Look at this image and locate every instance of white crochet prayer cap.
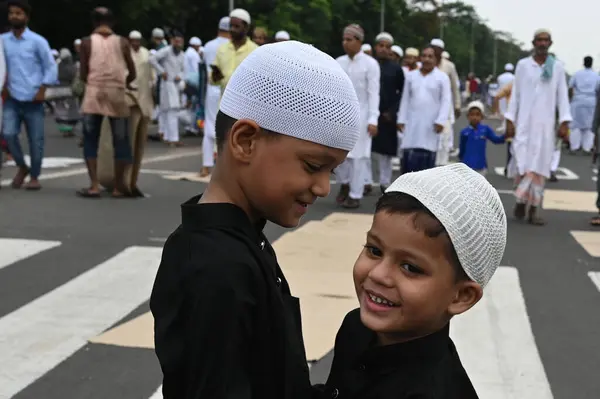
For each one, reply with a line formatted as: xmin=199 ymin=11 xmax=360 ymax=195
xmin=152 ymin=28 xmax=164 ymax=38
xmin=467 ymin=100 xmax=485 ymax=114
xmin=74 ymin=38 xmax=81 ymax=45
xmin=391 ymin=45 xmax=403 ymax=57
xmin=442 ymin=51 xmax=450 ymax=59
xmin=430 ymin=38 xmax=445 ymax=49
xmin=386 ymin=163 xmax=507 ymax=287
xmin=275 ymin=30 xmax=290 ymax=40
xmin=405 ymin=47 xmax=419 ymax=57
xmin=375 ymin=32 xmax=394 ymax=44
xmin=534 ymin=28 xmax=551 ymax=38
xmin=361 ymin=43 xmax=372 ymax=52
xmin=230 ymin=8 xmax=251 ymax=24
xmin=189 ymin=37 xmax=202 ymax=46
xmin=505 ymin=63 xmax=514 ymax=71
xmin=219 ymin=41 xmax=361 ymax=152
xmin=219 ymin=16 xmax=231 ymax=31
xmin=129 ymin=30 xmax=142 ymax=40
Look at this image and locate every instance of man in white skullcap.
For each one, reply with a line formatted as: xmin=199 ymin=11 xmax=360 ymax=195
xmin=361 ymin=43 xmax=372 ymax=56
xmin=149 ymin=31 xmax=185 ymax=146
xmin=496 ymin=63 xmax=515 ymax=120
xmin=151 ymin=28 xmax=166 ymax=49
xmin=150 ymin=27 xmax=168 ymax=139
xmin=274 ymin=30 xmax=290 ymax=42
xmin=211 ymin=8 xmax=258 ymax=93
xmin=568 ymin=56 xmax=600 ymax=155
xmin=403 ymin=47 xmax=419 ymax=73
xmin=390 ymin=45 xmax=403 ymax=63
xmin=335 ymin=24 xmax=381 ymax=208
xmin=505 ymin=28 xmax=571 ymax=225
xmin=151 ymin=40 xmax=360 ymax=399
xmin=73 ymin=38 xmax=81 ymax=57
xmin=324 ymin=162 xmax=506 ymax=397
xmin=372 ymin=32 xmax=405 ymax=193
xmin=430 ymin=38 xmax=461 ymax=166
xmin=200 ymin=16 xmax=231 ymax=177
xmin=182 ymin=36 xmax=202 ymax=135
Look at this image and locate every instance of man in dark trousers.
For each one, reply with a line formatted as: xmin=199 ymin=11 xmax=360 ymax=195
xmin=371 ymin=32 xmax=404 ymax=193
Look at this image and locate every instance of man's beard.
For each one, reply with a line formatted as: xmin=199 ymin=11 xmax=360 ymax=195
xmin=230 ymin=32 xmax=244 ymax=41
xmin=9 ymin=20 xmax=26 ymax=29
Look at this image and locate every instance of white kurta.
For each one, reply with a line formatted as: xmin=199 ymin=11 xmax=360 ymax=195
xmin=336 ymin=52 xmax=380 ymax=159
xmin=149 ymin=46 xmax=185 ymax=110
xmin=497 ymin=71 xmax=515 ymax=115
xmin=505 ymin=56 xmax=572 ymax=178
xmin=184 ymin=46 xmax=201 ymax=76
xmin=398 ymin=68 xmax=451 ymax=152
xmin=569 ymin=68 xmax=600 ymax=130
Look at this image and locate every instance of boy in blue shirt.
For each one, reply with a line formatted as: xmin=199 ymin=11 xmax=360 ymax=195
xmin=459 ymin=100 xmax=505 ymax=174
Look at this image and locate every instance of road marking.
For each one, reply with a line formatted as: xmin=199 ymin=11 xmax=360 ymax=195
xmin=494 ymin=166 xmax=579 ymax=180
xmin=0 ymin=238 xmax=62 ymax=271
xmin=0 ymin=149 xmax=202 ymax=187
xmin=543 ymin=190 xmax=597 ymax=213
xmin=4 ymin=156 xmax=83 ymax=169
xmin=588 ymin=272 xmax=600 ymax=291
xmin=571 ymin=231 xmax=600 ymax=257
xmin=451 ymin=267 xmax=553 ymax=399
xmin=0 ymin=246 xmax=162 ymax=398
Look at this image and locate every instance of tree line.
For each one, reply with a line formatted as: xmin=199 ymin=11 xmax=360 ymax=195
xmin=15 ymin=0 xmax=531 ymax=78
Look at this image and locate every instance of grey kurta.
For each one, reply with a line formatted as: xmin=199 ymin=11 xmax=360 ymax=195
xmin=149 ymin=46 xmax=185 ymax=110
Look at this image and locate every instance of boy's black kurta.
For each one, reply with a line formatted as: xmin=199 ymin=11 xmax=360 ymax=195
xmin=150 ymin=195 xmax=313 ymax=399
xmin=320 ymin=309 xmax=479 ymax=399
xmin=372 ymin=59 xmax=405 ymax=156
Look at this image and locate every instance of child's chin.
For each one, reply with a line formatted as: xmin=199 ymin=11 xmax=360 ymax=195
xmin=359 ymin=306 xmax=397 ymax=333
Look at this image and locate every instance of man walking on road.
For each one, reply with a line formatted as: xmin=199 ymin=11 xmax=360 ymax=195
xmin=505 ymin=29 xmax=571 ymax=225
xmin=77 ymin=7 xmax=136 ymax=198
xmin=568 ymin=56 xmax=600 ymax=154
xmin=2 ymin=0 xmax=56 ymax=190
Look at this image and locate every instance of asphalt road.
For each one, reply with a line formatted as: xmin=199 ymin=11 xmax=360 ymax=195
xmin=0 ymin=115 xmax=599 ymax=399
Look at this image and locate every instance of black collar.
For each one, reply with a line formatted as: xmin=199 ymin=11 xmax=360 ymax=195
xmin=180 ymin=194 xmax=267 ymax=241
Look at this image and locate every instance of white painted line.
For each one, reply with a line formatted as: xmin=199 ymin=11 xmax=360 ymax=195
xmin=451 ymin=267 xmax=553 ymax=399
xmin=148 ymin=237 xmax=168 ymax=243
xmin=0 ymin=238 xmax=62 ymax=271
xmin=140 ymin=169 xmax=187 ymax=176
xmin=588 ymin=272 xmax=600 ymax=292
xmin=555 ymin=167 xmax=579 ymax=180
xmin=0 ymin=149 xmax=202 ymax=187
xmin=0 ymin=246 xmax=163 ymax=398
xmin=4 ymin=156 xmax=83 ymax=169
xmin=496 ymin=189 xmax=513 ymax=195
xmin=149 ymin=385 xmax=162 ymax=399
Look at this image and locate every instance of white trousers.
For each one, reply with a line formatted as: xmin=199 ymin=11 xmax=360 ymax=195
xmin=203 ymin=85 xmax=221 ymax=167
xmin=551 ymin=149 xmax=561 ymax=172
xmin=158 ymin=110 xmax=166 ymax=134
xmin=163 ymin=109 xmax=179 ymax=142
xmin=436 ymin=121 xmax=454 ymax=166
xmin=364 ymin=157 xmax=373 ymax=185
xmin=374 ymin=153 xmax=393 ymax=186
xmin=337 ymin=158 xmax=368 ymax=200
xmin=569 ymin=128 xmax=594 ymax=152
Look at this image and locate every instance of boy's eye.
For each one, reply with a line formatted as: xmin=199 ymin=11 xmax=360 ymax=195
xmin=400 ymin=263 xmax=424 ymax=275
xmin=364 ymin=245 xmax=382 ymax=257
xmin=304 ymin=161 xmax=321 ymax=173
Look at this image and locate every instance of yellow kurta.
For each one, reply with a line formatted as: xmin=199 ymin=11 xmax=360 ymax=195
xmin=210 ymin=38 xmax=258 ymax=92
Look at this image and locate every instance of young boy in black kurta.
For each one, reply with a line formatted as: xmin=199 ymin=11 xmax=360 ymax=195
xmin=322 ymin=163 xmax=507 ymax=399
xmin=150 ymin=40 xmax=362 ymax=399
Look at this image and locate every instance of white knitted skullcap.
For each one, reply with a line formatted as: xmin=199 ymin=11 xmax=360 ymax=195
xmin=375 ymin=32 xmax=394 ymax=44
xmin=405 ymin=47 xmax=419 ymax=57
xmin=505 ymin=63 xmax=514 ymax=71
xmin=275 ymin=30 xmax=290 ymax=40
xmin=430 ymin=38 xmax=445 ymax=49
xmin=391 ymin=45 xmax=403 ymax=57
xmin=219 ymin=16 xmax=231 ymax=31
xmin=467 ymin=100 xmax=485 ymax=114
xmin=386 ymin=163 xmax=507 ymax=287
xmin=230 ymin=8 xmax=251 ymax=24
xmin=534 ymin=28 xmax=551 ymax=38
xmin=74 ymin=38 xmax=81 ymax=45
xmin=442 ymin=51 xmax=450 ymax=59
xmin=361 ymin=43 xmax=372 ymax=52
xmin=152 ymin=28 xmax=164 ymax=38
xmin=189 ymin=37 xmax=202 ymax=46
xmin=219 ymin=41 xmax=360 ymax=151
xmin=129 ymin=30 xmax=142 ymax=40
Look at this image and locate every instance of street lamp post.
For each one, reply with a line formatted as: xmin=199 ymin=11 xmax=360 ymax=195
xmin=229 ymin=0 xmax=234 ymax=12
xmin=439 ymin=0 xmax=445 ymax=39
xmin=469 ymin=20 xmax=475 ymax=73
xmin=380 ymin=0 xmax=385 ymax=32
xmin=492 ymin=33 xmax=498 ymax=77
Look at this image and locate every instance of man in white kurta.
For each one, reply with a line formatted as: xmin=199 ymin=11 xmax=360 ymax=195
xmin=505 ymin=29 xmax=571 ymax=225
xmin=335 ymin=24 xmax=380 ymax=209
xmin=496 ymin=63 xmax=515 ymax=121
xmin=183 ymin=37 xmax=202 ymax=135
xmin=430 ymin=38 xmax=461 ymax=165
xmin=568 ymin=56 xmax=600 ymax=153
xmin=150 ymin=33 xmax=185 ymax=146
xmin=200 ymin=16 xmax=230 ymax=177
xmin=397 ymin=46 xmax=450 ymax=173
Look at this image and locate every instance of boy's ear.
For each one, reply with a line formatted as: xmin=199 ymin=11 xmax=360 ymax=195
xmin=228 ymin=119 xmax=261 ymax=162
xmin=447 ymin=280 xmax=483 ymax=317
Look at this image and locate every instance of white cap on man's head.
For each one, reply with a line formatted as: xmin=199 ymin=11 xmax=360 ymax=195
xmin=430 ymin=38 xmax=445 ymax=49
xmin=405 ymin=47 xmax=419 ymax=57
xmin=219 ymin=16 xmax=231 ymax=31
xmin=361 ymin=43 xmax=372 ymax=52
xmin=467 ymin=100 xmax=485 ymax=114
xmin=375 ymin=32 xmax=394 ymax=44
xmin=505 ymin=63 xmax=514 ymax=71
xmin=74 ymin=38 xmax=81 ymax=45
xmin=275 ymin=30 xmax=290 ymax=41
xmin=230 ymin=8 xmax=251 ymax=24
xmin=189 ymin=37 xmax=202 ymax=46
xmin=386 ymin=163 xmax=507 ymax=287
xmin=129 ymin=30 xmax=142 ymax=40
xmin=391 ymin=45 xmax=403 ymax=57
xmin=219 ymin=41 xmax=361 ymax=152
xmin=152 ymin=28 xmax=164 ymax=38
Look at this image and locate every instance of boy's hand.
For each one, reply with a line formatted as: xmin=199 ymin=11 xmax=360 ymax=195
xmin=434 ymin=124 xmax=444 ymax=133
xmin=397 ymin=123 xmax=405 ymax=132
xmin=506 ymin=120 xmax=515 ymax=137
xmin=558 ymin=122 xmax=569 ymax=139
xmin=368 ymin=124 xmax=378 ymax=137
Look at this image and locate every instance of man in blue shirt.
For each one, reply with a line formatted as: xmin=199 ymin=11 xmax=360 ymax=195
xmin=2 ymin=0 xmax=57 ymax=190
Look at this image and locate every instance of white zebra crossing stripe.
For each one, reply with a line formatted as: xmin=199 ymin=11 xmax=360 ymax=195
xmin=0 ymin=246 xmax=162 ymax=398
xmin=0 ymin=238 xmax=61 ymax=271
xmin=451 ymin=267 xmax=553 ymax=399
xmin=588 ymin=272 xmax=600 ymax=292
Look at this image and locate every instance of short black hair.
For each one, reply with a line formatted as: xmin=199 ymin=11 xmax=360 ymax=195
xmin=375 ymin=192 xmax=469 ymax=282
xmin=91 ymin=7 xmax=114 ymax=27
xmin=214 ymin=111 xmax=280 ymax=153
xmin=584 ymin=56 xmax=593 ymax=68
xmin=7 ymin=0 xmax=31 ymax=15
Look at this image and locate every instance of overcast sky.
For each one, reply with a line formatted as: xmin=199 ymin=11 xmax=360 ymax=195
xmin=463 ymin=0 xmax=597 ymax=73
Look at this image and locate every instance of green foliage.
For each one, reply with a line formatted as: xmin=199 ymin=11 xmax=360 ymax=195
xmin=23 ymin=0 xmax=528 ymax=78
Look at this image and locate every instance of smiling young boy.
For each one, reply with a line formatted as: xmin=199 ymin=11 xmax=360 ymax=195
xmin=150 ymin=41 xmax=361 ymax=398
xmin=322 ymin=163 xmax=507 ymax=399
